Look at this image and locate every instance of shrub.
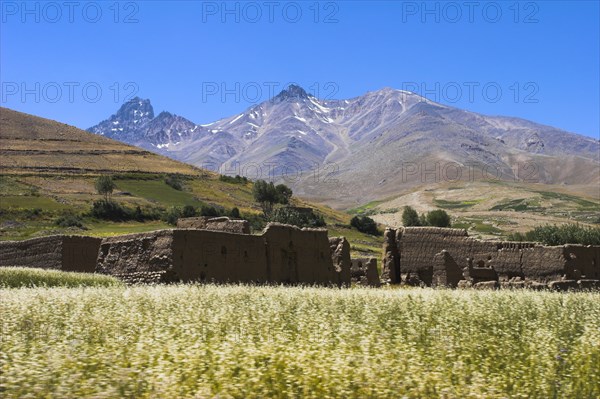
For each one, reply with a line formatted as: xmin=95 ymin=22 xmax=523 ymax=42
xmin=54 ymin=213 xmax=85 ymax=228
xmin=90 ymin=200 xmax=130 ymax=221
xmin=402 ymin=206 xmax=421 ymax=226
xmin=200 ymin=205 xmax=222 ymax=217
xmin=270 ymin=207 xmax=326 ymax=228
xmin=350 ymin=215 xmax=380 ymax=235
xmin=219 ymin=175 xmax=248 ymax=184
xmin=511 ymin=224 xmax=600 ymax=245
xmin=165 ymin=207 xmax=182 ymax=226
xmin=182 ymin=205 xmax=198 ymax=218
xmin=229 ymin=207 xmax=241 ymax=218
xmin=426 ymin=209 xmax=451 ymax=227
xmin=165 ymin=174 xmax=184 ymax=191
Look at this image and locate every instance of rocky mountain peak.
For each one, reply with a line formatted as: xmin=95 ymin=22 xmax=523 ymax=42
xmin=273 ymin=84 xmax=310 ymax=102
xmin=115 ymin=97 xmax=154 ymax=122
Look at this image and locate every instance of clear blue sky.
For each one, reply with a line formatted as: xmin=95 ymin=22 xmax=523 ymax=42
xmin=1 ymin=1 xmax=598 ymax=138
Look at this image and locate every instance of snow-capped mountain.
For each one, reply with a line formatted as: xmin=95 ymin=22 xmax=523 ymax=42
xmin=88 ymin=98 xmax=204 ymax=151
xmin=89 ymin=86 xmax=599 ymax=206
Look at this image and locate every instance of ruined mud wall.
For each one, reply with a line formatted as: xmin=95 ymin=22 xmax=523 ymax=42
xmin=384 ymin=227 xmax=600 ymax=287
xmin=0 ymin=235 xmax=101 ymax=273
xmin=96 ymin=230 xmax=176 ymax=282
xmin=97 ymin=224 xmax=349 ymax=286
xmin=350 ymin=258 xmax=380 ymax=287
xmin=177 ymin=217 xmax=250 ymax=234
xmin=172 ymin=229 xmax=268 ymax=283
xmin=263 ymin=223 xmax=343 ymax=285
xmin=330 ymin=237 xmax=352 ymax=287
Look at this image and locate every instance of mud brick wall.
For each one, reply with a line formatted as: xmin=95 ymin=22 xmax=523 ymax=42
xmin=97 ymin=223 xmax=348 ymax=286
xmin=351 ymin=258 xmax=380 ymax=287
xmin=489 ymin=242 xmax=536 ymax=280
xmin=0 ymin=235 xmax=101 ymax=273
xmin=564 ymin=244 xmax=600 ymax=280
xmin=177 ymin=217 xmax=250 ymax=234
xmin=330 ymin=237 xmax=352 ymax=287
xmin=262 ymin=223 xmax=339 ymax=285
xmin=384 ymin=226 xmax=600 ymax=286
xmin=172 ymin=229 xmax=268 ymax=283
xmin=96 ymin=230 xmax=176 ymax=279
xmin=397 ymin=227 xmax=498 ymax=285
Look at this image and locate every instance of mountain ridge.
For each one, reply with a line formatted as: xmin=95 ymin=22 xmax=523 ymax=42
xmin=88 ymin=86 xmax=600 ymax=207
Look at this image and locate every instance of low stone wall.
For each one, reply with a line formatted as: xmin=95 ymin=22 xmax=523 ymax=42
xmin=177 ymin=216 xmax=250 ymax=234
xmin=0 ymin=235 xmax=101 ymax=273
xmin=384 ymin=226 xmax=600 ymax=288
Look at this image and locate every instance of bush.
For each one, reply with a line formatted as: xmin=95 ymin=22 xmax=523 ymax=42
xmin=350 ymin=215 xmax=380 ymax=235
xmin=402 ymin=206 xmax=421 ymax=226
xmin=229 ymin=207 xmax=241 ymax=218
xmin=270 ymin=207 xmax=326 ymax=228
xmin=200 ymin=205 xmax=223 ymax=217
xmin=90 ymin=200 xmax=162 ymax=222
xmin=165 ymin=174 xmax=184 ymax=191
xmin=165 ymin=207 xmax=182 ymax=226
xmin=510 ymin=224 xmax=600 ymax=245
xmin=426 ymin=209 xmax=451 ymax=227
xmin=182 ymin=205 xmax=198 ymax=218
xmin=219 ymin=175 xmax=248 ymax=184
xmin=90 ymin=200 xmax=130 ymax=221
xmin=54 ymin=213 xmax=85 ymax=228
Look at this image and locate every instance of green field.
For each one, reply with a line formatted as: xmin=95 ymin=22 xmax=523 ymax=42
xmin=1 ymin=285 xmax=598 ymax=398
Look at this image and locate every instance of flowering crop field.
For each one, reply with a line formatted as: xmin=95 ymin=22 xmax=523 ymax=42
xmin=1 ymin=285 xmax=599 ymax=398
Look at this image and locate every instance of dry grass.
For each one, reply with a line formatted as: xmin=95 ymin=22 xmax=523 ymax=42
xmin=1 ymin=285 xmax=598 ymax=398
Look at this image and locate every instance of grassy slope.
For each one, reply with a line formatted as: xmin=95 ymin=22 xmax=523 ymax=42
xmin=0 ymin=108 xmax=381 ymax=254
xmin=1 ymin=285 xmax=598 ymax=398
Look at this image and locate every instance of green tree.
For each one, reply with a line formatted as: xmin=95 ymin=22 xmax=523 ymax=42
xmin=350 ymin=215 xmax=380 ymax=236
xmin=402 ymin=206 xmax=421 ymax=226
xmin=426 ymin=209 xmax=451 ymax=227
xmin=253 ymin=180 xmax=293 ymax=216
xmin=95 ymin=175 xmax=116 ymax=202
xmin=275 ymin=184 xmax=293 ymax=204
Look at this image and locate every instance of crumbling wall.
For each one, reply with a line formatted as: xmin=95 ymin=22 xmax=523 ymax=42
xmin=97 ymin=224 xmax=346 ymax=286
xmin=381 ymin=228 xmax=400 ymax=284
xmin=262 ymin=223 xmax=339 ymax=285
xmin=385 ymin=226 xmax=600 ymax=288
xmin=173 ymin=229 xmax=268 ymax=283
xmin=96 ymin=230 xmax=177 ymax=281
xmin=0 ymin=235 xmax=101 ymax=273
xmin=563 ymin=244 xmax=600 ymax=280
xmin=329 ymin=237 xmax=352 ymax=287
xmin=351 ymin=258 xmax=380 ymax=287
xmin=432 ymin=250 xmax=462 ymax=287
xmin=177 ymin=216 xmax=250 ymax=234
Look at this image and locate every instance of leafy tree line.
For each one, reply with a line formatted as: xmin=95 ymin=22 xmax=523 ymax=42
xmin=508 ymin=224 xmax=600 ymax=246
xmin=402 ymin=206 xmax=451 ymax=228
